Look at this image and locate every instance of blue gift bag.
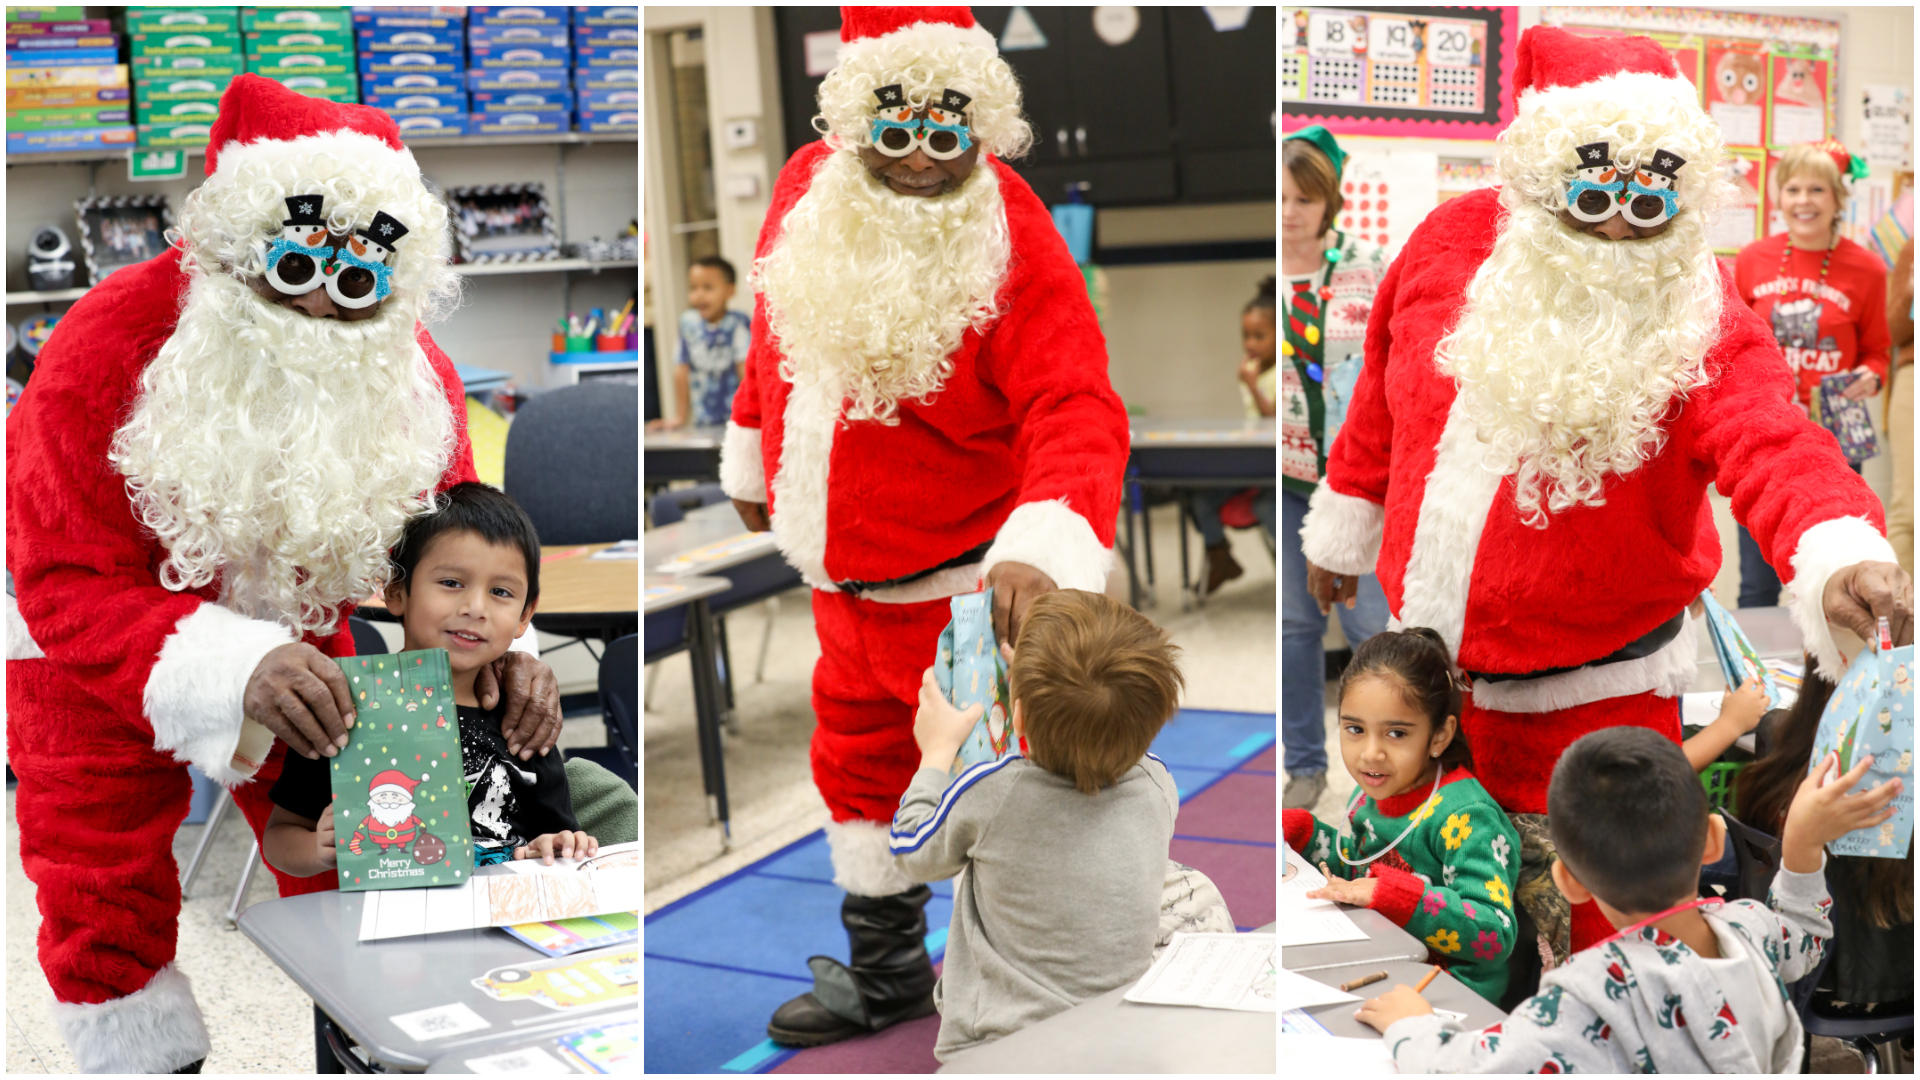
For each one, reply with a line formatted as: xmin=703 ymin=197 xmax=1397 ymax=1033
xmin=1809 ymin=639 xmax=1915 ymax=858
xmin=933 ymin=589 xmax=1014 ymax=777
xmin=1699 ymin=591 xmax=1789 ymax=710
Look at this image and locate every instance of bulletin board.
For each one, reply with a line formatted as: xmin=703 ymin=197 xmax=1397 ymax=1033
xmin=1282 ymin=7 xmax=1519 ymax=139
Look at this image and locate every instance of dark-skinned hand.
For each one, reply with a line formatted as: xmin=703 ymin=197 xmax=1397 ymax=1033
xmin=474 ymin=650 xmax=562 ymax=760
xmin=245 ymin=642 xmax=355 ymax=760
xmin=1305 ymin=556 xmax=1360 ymax=617
xmin=985 ymin=561 xmax=1057 ymax=647
xmin=1823 ymin=560 xmax=1914 ymax=650
xmin=732 ymin=498 xmax=770 ymax=533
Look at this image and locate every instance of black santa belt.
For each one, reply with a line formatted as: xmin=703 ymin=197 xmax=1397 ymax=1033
xmin=835 ymin=540 xmax=993 ymax=597
xmin=1465 ymin=610 xmax=1687 ymax=685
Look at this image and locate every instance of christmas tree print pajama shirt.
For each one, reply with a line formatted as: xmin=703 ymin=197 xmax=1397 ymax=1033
xmin=1282 ymin=767 xmax=1521 ymax=1003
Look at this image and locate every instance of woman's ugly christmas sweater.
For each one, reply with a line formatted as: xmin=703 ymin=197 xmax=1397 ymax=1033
xmin=1283 ymin=767 xmax=1520 ymax=1003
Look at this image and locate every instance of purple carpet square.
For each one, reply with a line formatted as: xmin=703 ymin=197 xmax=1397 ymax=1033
xmin=1172 ymin=836 xmax=1276 ymax=928
xmin=1175 ymin=772 xmax=1275 ymax=844
xmin=769 ymin=1012 xmax=943 ymax=1073
xmin=1242 ymin=745 xmax=1276 ymax=772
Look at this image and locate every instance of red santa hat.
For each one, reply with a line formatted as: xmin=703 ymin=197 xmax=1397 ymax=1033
xmin=369 ymin=769 xmax=422 ymax=798
xmin=836 ymin=6 xmax=997 ymax=64
xmin=1509 ymin=26 xmax=1695 ymax=118
xmin=204 ymin=74 xmax=406 ymax=177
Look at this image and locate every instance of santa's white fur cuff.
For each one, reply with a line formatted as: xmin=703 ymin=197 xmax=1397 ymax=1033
xmin=980 ymin=498 xmax=1112 ymax=595
xmin=52 ymin=963 xmax=211 ymax=1074
xmin=1299 ymin=484 xmax=1386 ymax=576
xmin=1788 ymin=516 xmax=1899 ymax=682
xmin=719 ymin=422 xmax=767 ymax=504
xmin=145 ymin=603 xmax=295 ymax=786
xmin=825 ymin=817 xmax=915 ymax=897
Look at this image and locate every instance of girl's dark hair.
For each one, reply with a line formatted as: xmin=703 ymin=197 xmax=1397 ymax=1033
xmin=1246 ymin=274 xmax=1277 ymax=315
xmin=1337 ymin=627 xmax=1474 ymax=774
xmin=1737 ymin=655 xmax=1913 ymax=929
xmin=388 ymin=482 xmax=541 ymax=613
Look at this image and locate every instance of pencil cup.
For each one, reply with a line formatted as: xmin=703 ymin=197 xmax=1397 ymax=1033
xmin=596 ymin=333 xmax=626 ymax=352
xmin=565 ymin=334 xmax=594 ymax=353
xmin=626 ymin=329 xmax=638 ymax=349
xmin=551 ymin=333 xmax=567 ymax=353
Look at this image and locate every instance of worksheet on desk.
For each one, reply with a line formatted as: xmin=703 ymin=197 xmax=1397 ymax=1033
xmin=1281 ymin=840 xmax=1367 ymax=946
xmin=1125 ymin=932 xmax=1277 ymax=1012
xmin=358 ymin=843 xmax=641 ymax=941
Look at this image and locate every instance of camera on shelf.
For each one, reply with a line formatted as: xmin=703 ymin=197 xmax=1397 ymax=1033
xmin=27 ymin=224 xmax=75 ymax=292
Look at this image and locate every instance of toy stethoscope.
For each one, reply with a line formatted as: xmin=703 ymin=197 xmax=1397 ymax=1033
xmin=1585 ymin=896 xmax=1727 ymax=952
xmin=1336 ymin=761 xmax=1445 ymax=867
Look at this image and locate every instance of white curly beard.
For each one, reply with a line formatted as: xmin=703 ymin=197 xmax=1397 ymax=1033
xmin=108 ymin=269 xmax=455 ymax=634
xmin=753 ymin=149 xmax=1010 ymax=424
xmin=1436 ymin=200 xmax=1722 ymax=528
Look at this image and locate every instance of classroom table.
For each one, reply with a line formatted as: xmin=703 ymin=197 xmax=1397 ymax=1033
xmin=1123 ymin=418 xmax=1277 ymax=610
xmin=1282 ymin=907 xmax=1509 ymax=1039
xmin=236 ymin=873 xmax=637 ymax=1073
xmin=939 ymin=928 xmax=1277 ymax=1073
xmin=645 ymin=574 xmax=732 ymax=839
xmin=358 ymin=543 xmax=638 ymax=644
xmin=423 ymin=1015 xmax=637 ymax=1073
xmin=643 ymin=424 xmax=725 ymax=488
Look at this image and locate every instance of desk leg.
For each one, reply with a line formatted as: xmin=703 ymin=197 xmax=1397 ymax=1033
xmin=1142 ymin=489 xmax=1157 ymax=600
xmin=1123 ymin=480 xmax=1140 ymax=611
xmin=688 ymin=599 xmax=732 ymax=846
xmin=1177 ymin=492 xmax=1192 ymax=612
xmin=314 ymin=1006 xmax=345 ymax=1073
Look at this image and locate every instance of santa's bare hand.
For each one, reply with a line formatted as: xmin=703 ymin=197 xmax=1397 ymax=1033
xmin=516 ymin=831 xmax=599 ymax=865
xmin=986 ymin=561 xmax=1057 ymax=647
xmin=316 ymin=797 xmax=337 ymax=869
xmin=246 ymin=642 xmax=355 ymax=760
xmin=476 ymin=651 xmax=561 ymax=760
xmin=1305 ymin=557 xmax=1359 ymax=616
xmin=1823 ymin=561 xmax=1914 ymax=649
xmin=732 ymin=498 xmax=770 ymax=533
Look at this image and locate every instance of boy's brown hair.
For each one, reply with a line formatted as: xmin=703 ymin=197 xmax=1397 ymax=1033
xmin=1009 ymin=590 xmax=1184 ymax=794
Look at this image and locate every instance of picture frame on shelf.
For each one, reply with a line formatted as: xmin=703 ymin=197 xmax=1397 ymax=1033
xmin=446 ymin=182 xmax=561 ymax=264
xmin=74 ymin=195 xmax=171 ymax=286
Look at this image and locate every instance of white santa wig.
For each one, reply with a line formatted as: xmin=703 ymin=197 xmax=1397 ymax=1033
xmin=812 ymin=21 xmax=1032 ymax=161
xmin=1438 ymin=71 xmax=1736 ymax=527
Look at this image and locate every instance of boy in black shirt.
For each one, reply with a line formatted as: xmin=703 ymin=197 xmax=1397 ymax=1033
xmin=263 ymin=483 xmax=596 ymax=878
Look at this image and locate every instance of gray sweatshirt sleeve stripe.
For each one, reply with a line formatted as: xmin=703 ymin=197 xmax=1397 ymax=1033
xmin=890 ymin=754 xmax=1022 ymax=854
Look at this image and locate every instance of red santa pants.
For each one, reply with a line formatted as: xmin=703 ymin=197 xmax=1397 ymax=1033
xmin=809 ymin=588 xmax=956 ymax=825
xmin=1462 ymin=688 xmax=1684 ymax=954
xmin=9 ymin=659 xmax=334 ymax=1006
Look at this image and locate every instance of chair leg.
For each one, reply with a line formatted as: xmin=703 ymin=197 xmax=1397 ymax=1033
xmin=179 ymin=786 xmax=233 ymax=900
xmin=223 ymin=840 xmax=261 ymax=928
xmin=643 ymin=661 xmax=660 ymax=713
xmin=1177 ymin=495 xmax=1193 ymax=613
xmin=754 ymin=595 xmax=779 ymax=684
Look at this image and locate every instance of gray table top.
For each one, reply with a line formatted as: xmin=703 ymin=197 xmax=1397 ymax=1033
xmin=646 ymin=502 xmax=781 ymax=576
xmin=643 ymin=573 xmax=728 ymax=615
xmin=236 ymin=879 xmax=637 ymax=1071
xmin=1282 ymin=907 xmax=1508 ymax=1038
xmin=939 ymin=930 xmax=1276 ymax=1074
xmin=643 ymin=424 xmax=726 ymax=451
xmin=1129 ymin=416 xmax=1276 ymax=448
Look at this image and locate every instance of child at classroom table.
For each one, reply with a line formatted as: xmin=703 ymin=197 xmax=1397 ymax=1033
xmin=1357 ymin=726 xmax=1901 ymax=1072
xmin=1284 ymin=628 xmax=1520 ymax=1005
xmin=1192 ymin=275 xmax=1279 ymax=594
xmin=647 ymin=255 xmax=751 ymax=431
xmin=263 ymin=483 xmax=599 ymax=876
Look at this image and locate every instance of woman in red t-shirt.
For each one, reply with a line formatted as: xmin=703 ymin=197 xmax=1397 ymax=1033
xmin=1732 ymin=141 xmax=1890 ymax=605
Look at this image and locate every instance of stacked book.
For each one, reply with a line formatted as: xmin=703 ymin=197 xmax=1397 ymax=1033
xmin=246 ymin=7 xmax=357 ymax=106
xmin=571 ymin=6 xmax=634 ymax=133
xmin=130 ymin=7 xmax=240 ymax=149
xmin=467 ymin=5 xmax=568 ymax=136
xmin=7 ymin=9 xmax=133 ymax=155
xmin=355 ymin=5 xmax=465 ymax=138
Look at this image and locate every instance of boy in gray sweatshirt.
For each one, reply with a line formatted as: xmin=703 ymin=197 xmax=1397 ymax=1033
xmin=890 ymin=589 xmax=1185 ymax=1062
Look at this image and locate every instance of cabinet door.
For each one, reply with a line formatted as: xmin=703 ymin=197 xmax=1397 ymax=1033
xmin=1064 ymin=6 xmax=1173 ymax=162
xmin=1168 ymin=6 xmax=1276 ymax=153
xmin=773 ymin=6 xmax=845 ymax=157
xmin=973 ymin=7 xmax=1075 ymax=166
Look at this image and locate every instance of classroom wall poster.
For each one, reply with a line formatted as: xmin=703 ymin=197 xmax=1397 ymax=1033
xmin=1334 ymin=151 xmax=1439 ymax=262
xmin=1712 ymin=147 xmax=1764 ymax=254
xmin=1863 ymin=85 xmax=1914 ymax=171
xmin=1769 ymin=49 xmax=1828 ymax=147
xmin=1704 ymin=38 xmax=1767 ymax=148
xmin=1282 ymin=7 xmax=1518 ymax=139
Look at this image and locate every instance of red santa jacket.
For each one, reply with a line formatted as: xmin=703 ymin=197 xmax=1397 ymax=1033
xmin=6 ymin=247 xmax=478 ymax=786
xmin=1302 ymin=188 xmax=1894 ymax=705
xmin=720 ymin=142 xmax=1128 ymax=598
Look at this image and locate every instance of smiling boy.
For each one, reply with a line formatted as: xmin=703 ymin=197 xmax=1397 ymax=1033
xmin=263 ymin=483 xmax=596 ymax=878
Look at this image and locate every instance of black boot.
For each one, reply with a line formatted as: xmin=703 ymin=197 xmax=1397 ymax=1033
xmin=766 ymin=885 xmax=938 ymax=1047
xmin=172 ymin=1059 xmax=205 ymax=1073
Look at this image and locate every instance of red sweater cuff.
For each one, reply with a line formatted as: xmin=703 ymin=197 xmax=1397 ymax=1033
xmin=1283 ymin=808 xmax=1315 ymax=853
xmin=1368 ymin=863 xmax=1426 ymax=927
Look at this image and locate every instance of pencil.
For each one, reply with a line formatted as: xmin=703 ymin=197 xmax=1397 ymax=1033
xmin=1413 ymin=965 xmax=1443 ymax=993
xmin=1340 ymin=970 xmax=1388 ymax=993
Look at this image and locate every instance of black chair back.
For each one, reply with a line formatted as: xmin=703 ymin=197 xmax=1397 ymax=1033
xmin=649 ymin=482 xmax=729 ymax=528
xmin=504 ymin=383 xmax=640 ymax=545
xmin=599 ymin=633 xmax=638 ymax=759
xmin=347 ymin=616 xmax=390 ymax=656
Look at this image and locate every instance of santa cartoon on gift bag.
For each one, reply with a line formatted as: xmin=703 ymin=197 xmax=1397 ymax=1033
xmin=347 ymin=770 xmax=433 ymax=857
xmin=1300 ymin=26 xmax=1912 ymax=960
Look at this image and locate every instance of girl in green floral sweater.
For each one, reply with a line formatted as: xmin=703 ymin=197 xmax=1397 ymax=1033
xmin=1282 ymin=628 xmax=1521 ymax=1004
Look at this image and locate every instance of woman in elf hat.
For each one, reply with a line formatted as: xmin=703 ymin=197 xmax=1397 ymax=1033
xmin=1732 ymin=140 xmax=1891 ymax=606
xmin=1277 ymin=124 xmax=1392 ymax=813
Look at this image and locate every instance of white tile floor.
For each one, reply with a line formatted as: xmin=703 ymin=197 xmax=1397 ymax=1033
xmin=643 ymin=504 xmax=1280 ymax=913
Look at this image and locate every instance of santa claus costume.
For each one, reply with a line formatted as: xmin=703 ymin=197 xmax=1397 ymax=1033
xmin=1300 ymin=28 xmax=1897 ymax=958
xmin=7 ymin=76 xmax=476 ymax=1072
xmin=719 ymin=6 xmax=1128 ymax=1045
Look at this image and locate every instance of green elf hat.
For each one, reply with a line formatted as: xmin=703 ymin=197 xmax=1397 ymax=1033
xmin=1283 ymin=124 xmax=1347 ymax=179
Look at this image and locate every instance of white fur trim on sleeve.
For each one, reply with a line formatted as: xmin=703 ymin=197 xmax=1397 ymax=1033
xmin=1788 ymin=516 xmax=1900 ymax=683
xmin=825 ymin=816 xmax=916 ymax=897
xmin=145 ymin=603 xmax=296 ymax=787
xmin=1299 ymin=483 xmax=1386 ymax=576
xmin=719 ymin=421 xmax=767 ymax=504
xmin=979 ymin=498 xmax=1113 ymax=595
xmin=1468 ymin=611 xmax=1701 ymax=713
xmin=51 ymin=962 xmax=211 ymax=1074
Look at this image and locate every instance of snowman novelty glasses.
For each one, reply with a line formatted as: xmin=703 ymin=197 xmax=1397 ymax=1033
xmin=262 ymin=194 xmax=409 ymax=309
xmin=869 ymin=84 xmax=974 ymax=160
xmin=1563 ymin=141 xmax=1686 ymax=229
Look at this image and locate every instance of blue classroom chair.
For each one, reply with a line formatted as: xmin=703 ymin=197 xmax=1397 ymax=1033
xmin=568 ymin=633 xmax=638 ymax=790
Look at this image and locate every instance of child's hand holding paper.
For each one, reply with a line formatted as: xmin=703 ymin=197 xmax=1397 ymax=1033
xmin=1306 ymin=862 xmax=1377 ymax=907
xmin=1354 ymin=984 xmax=1435 ymax=1033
